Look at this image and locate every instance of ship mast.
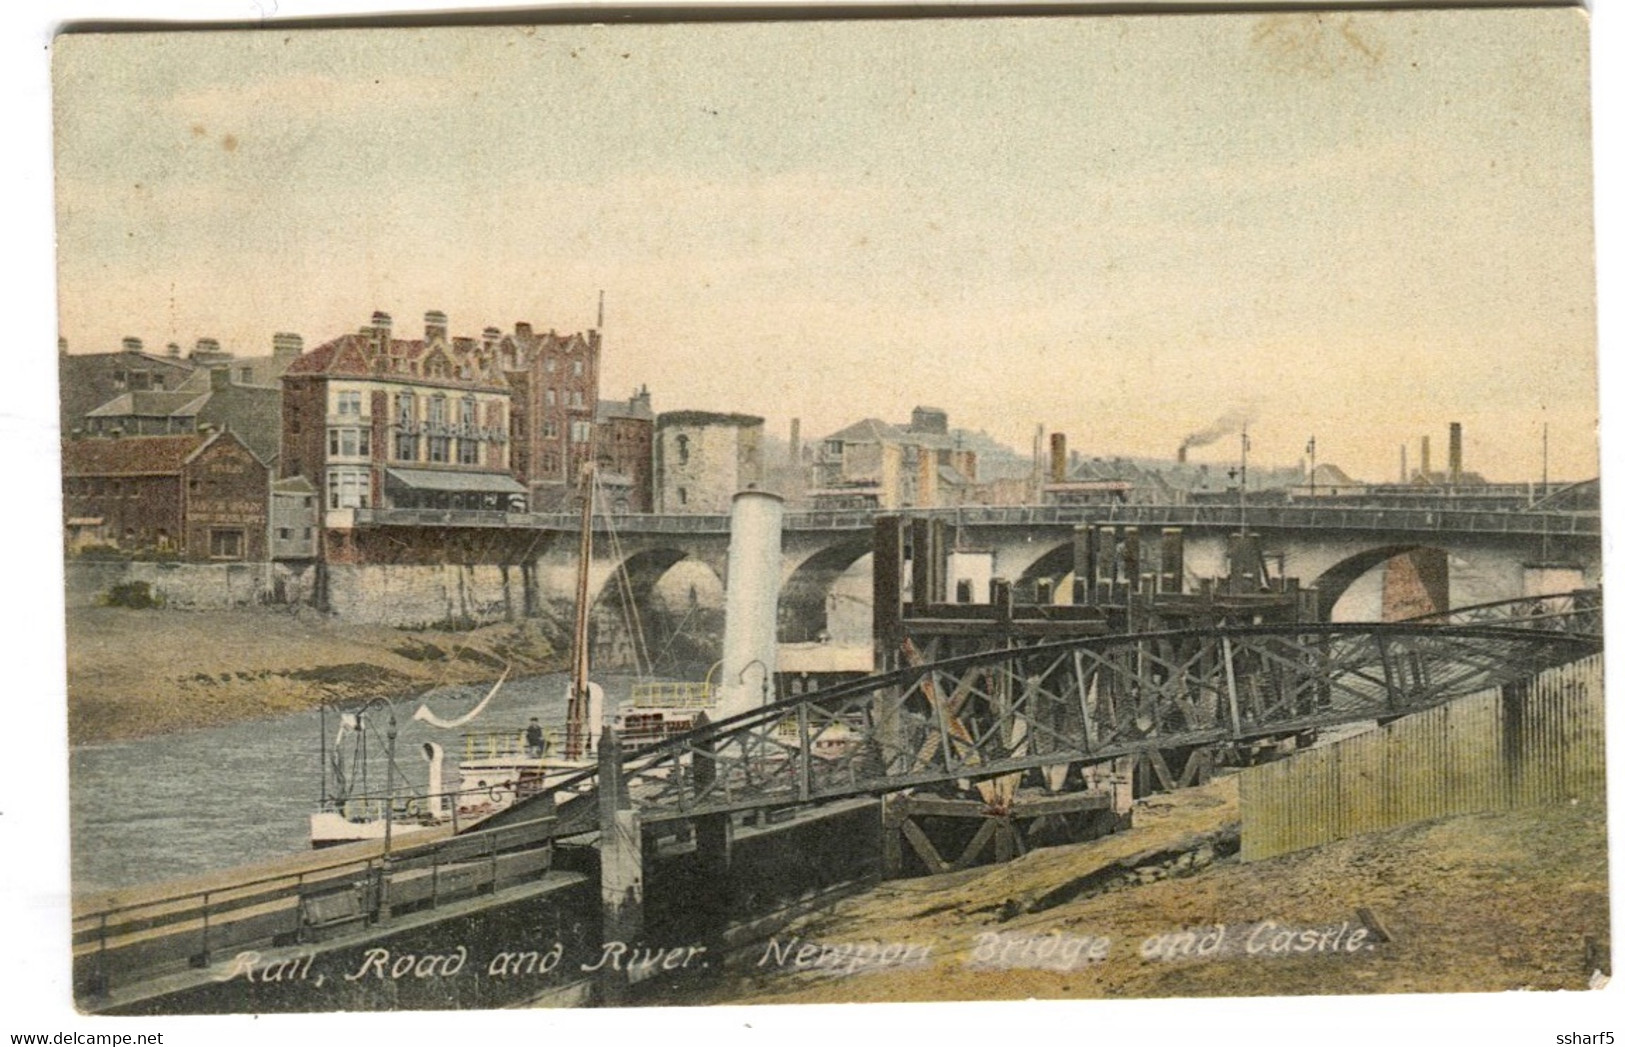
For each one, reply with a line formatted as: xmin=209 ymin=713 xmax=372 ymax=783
xmin=566 ymin=463 xmax=595 ymax=759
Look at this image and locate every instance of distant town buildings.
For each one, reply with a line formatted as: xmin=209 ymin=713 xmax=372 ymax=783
xmin=809 ymin=407 xmax=981 ymax=510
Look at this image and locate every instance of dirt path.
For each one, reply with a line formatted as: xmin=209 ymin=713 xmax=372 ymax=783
xmin=682 ymin=776 xmax=1609 ymax=1005
xmin=64 ymin=606 xmax=565 ymax=745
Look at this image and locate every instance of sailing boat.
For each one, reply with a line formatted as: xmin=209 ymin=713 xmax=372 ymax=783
xmin=308 ymin=469 xmax=605 ymax=847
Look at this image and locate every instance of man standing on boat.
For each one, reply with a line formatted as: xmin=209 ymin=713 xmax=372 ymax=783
xmin=525 ymin=717 xmax=545 ymax=758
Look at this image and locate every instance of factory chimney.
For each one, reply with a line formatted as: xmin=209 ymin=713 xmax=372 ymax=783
xmin=1050 ymin=433 xmax=1068 ymax=484
xmin=1448 ymin=422 xmax=1463 ymax=486
xmin=1420 ymin=435 xmax=1432 ymax=481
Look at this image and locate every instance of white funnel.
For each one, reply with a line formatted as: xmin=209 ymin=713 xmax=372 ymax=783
xmin=716 ymin=489 xmax=784 ymax=720
xmin=422 ymin=741 xmax=447 ymax=820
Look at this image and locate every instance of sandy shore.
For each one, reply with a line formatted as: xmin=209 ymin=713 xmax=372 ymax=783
xmin=63 ymin=605 xmax=567 ymax=746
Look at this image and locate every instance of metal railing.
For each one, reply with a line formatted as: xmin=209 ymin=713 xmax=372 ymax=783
xmin=346 ymin=502 xmax=1600 ymax=538
xmin=72 ymin=813 xmax=558 ymax=997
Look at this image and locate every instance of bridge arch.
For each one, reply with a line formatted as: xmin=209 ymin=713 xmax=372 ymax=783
xmin=1013 ymin=543 xmax=1076 ymax=604
xmin=588 ymin=546 xmax=725 ymax=674
xmin=780 ymin=539 xmax=873 ymax=642
xmin=1307 ymin=543 xmax=1450 ymax=622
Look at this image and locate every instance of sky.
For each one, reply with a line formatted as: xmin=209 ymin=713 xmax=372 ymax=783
xmin=51 ymin=8 xmax=1600 ymax=483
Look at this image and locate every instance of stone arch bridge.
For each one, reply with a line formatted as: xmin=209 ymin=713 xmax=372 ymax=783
xmin=327 ymin=504 xmax=1600 ymax=649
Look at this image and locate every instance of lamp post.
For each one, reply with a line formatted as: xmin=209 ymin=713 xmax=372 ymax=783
xmin=740 ymin=659 xmax=771 ymax=707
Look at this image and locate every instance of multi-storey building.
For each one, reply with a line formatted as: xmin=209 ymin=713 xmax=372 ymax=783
xmin=280 ymin=311 xmax=522 ymax=520
xmin=593 ymin=386 xmax=654 ymax=513
xmin=811 ymin=406 xmax=980 ymax=510
xmin=653 ymin=410 xmax=765 ymax=513
xmin=502 ymin=324 xmax=602 ymax=510
xmin=61 ymin=429 xmax=270 ymax=560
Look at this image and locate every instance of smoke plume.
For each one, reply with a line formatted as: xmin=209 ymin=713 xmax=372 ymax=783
xmin=1178 ymin=406 xmax=1258 ymax=456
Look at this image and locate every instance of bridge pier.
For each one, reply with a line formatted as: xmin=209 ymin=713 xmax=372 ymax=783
xmin=595 ymin=730 xmax=643 ymax=1007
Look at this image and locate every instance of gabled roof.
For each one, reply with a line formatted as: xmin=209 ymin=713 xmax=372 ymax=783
xmin=824 ymin=418 xmax=908 ymax=444
xmin=62 ymin=435 xmax=203 ymax=476
xmin=1307 ymin=463 xmax=1360 ymax=486
xmin=285 ymin=331 xmax=509 ymax=390
xmin=85 ymin=390 xmax=210 ymax=419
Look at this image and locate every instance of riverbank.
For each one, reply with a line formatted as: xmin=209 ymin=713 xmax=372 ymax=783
xmin=64 ymin=605 xmax=566 ymax=746
xmin=675 ymin=776 xmax=1609 ymax=1004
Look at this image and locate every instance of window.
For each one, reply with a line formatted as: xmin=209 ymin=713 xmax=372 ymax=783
xmin=395 ymin=432 xmax=418 ymax=461
xmin=428 ymin=436 xmax=451 ymax=463
xmin=572 ymin=360 xmax=584 ymax=377
xmin=677 ymin=487 xmax=687 ymax=506
xmin=677 ymin=434 xmax=690 ymax=466
xmin=427 ymin=396 xmax=447 ymax=426
xmin=544 ymin=357 xmax=556 ymax=373
xmin=542 ymin=452 xmax=559 ymax=473
xmin=209 ymin=529 xmax=245 ymax=560
xmin=545 ymin=388 xmax=556 ymax=407
xmin=569 ymin=390 xmax=583 ymax=408
xmin=395 ymin=391 xmax=414 ymax=422
xmin=458 ymin=439 xmax=480 ymax=466
xmin=277 ymin=527 xmax=293 ymax=541
xmin=328 ymin=427 xmax=370 ymax=458
xmin=542 ymin=420 xmax=558 ymax=439
xmin=326 ymin=468 xmax=371 ymax=509
xmin=335 ymin=390 xmax=362 ymax=416
xmin=570 ymin=421 xmax=592 ymax=444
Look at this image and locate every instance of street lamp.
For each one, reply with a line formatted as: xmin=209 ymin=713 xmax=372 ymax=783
xmin=739 ymin=659 xmax=771 ymax=707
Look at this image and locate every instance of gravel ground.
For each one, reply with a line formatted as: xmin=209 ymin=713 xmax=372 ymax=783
xmin=684 ymin=775 xmax=1609 ymax=1005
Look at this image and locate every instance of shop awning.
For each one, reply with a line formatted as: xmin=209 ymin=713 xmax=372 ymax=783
xmin=385 ymin=468 xmax=526 ymax=495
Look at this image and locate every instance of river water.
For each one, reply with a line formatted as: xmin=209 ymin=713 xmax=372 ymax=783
xmin=68 ymin=673 xmax=643 ymax=895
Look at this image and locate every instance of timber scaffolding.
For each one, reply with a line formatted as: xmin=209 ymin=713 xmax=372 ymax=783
xmin=73 ymin=590 xmax=1603 ymax=1012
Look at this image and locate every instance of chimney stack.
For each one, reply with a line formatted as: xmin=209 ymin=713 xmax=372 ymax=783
xmin=369 ymin=311 xmax=392 ymax=353
xmin=1420 ymin=435 xmax=1432 ymax=480
xmin=1448 ymin=422 xmax=1462 ymax=486
xmin=271 ymin=332 xmax=303 ymax=366
xmin=482 ymin=326 xmax=501 ymax=351
xmin=1050 ymin=432 xmax=1068 ymax=483
xmin=166 ymin=342 xmax=181 ymax=358
xmin=424 ymin=311 xmax=448 ymax=342
xmin=514 ymin=321 xmax=532 ymax=340
xmin=121 ymin=336 xmax=143 ymax=354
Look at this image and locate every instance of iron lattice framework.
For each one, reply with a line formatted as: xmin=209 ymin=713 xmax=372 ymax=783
xmin=1401 ymin=588 xmax=1602 ymax=637
xmin=529 ymin=613 xmax=1601 ymax=830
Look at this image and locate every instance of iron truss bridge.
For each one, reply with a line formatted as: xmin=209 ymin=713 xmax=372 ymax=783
xmin=522 ymin=610 xmax=1602 ymax=833
xmin=1401 ymin=588 xmax=1602 ymax=637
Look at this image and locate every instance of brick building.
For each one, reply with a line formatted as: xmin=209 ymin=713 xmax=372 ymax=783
xmin=501 ymin=324 xmax=602 ymax=510
xmin=593 ymin=386 xmax=654 ymax=513
xmin=61 ymin=430 xmax=270 ymax=560
xmin=280 ymin=311 xmax=522 ymax=519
